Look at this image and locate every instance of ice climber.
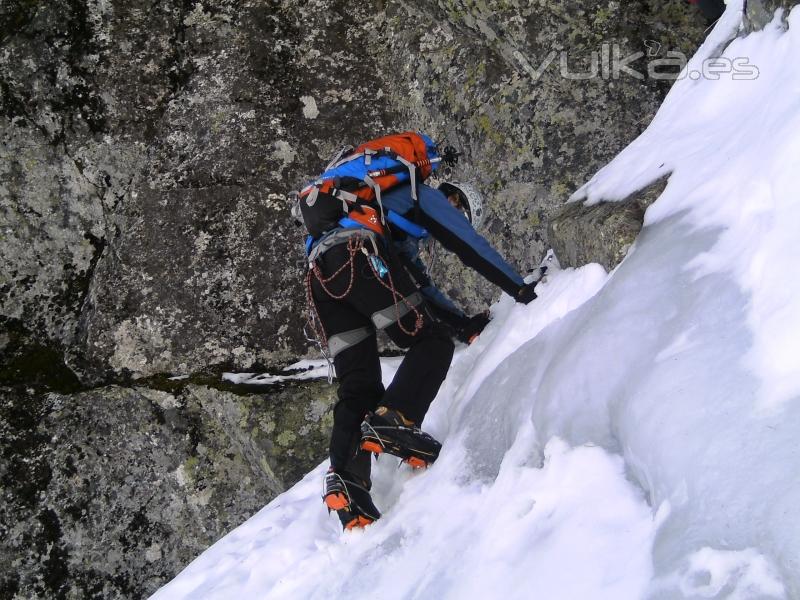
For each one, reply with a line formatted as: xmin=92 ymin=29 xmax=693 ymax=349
xmin=292 ymin=132 xmax=538 ymax=530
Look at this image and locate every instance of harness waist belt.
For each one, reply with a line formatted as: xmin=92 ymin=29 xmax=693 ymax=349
xmin=371 ymin=291 xmax=424 ymax=330
xmin=326 ymin=291 xmax=425 ymax=357
xmin=308 ymin=228 xmax=378 ymax=263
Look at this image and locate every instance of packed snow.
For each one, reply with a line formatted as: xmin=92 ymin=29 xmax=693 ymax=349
xmin=222 ymin=358 xmax=404 ymax=386
xmin=221 ymin=360 xmax=331 ymax=385
xmin=153 ymin=3 xmax=800 ymax=598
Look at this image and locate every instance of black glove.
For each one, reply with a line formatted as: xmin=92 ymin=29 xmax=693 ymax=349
xmin=458 ymin=311 xmax=491 ymax=344
xmin=516 ymin=282 xmax=538 ymax=304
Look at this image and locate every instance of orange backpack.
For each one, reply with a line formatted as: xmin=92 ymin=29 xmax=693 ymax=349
xmin=297 ymin=131 xmax=442 ymax=237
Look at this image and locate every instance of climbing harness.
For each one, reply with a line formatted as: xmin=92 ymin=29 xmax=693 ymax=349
xmin=304 ymin=231 xmax=426 ymax=376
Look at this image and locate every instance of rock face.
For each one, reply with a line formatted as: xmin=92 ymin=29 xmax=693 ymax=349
xmin=745 ymin=0 xmax=799 ymax=30
xmin=335 ymin=0 xmax=708 ymax=309
xmin=0 ymin=380 xmax=336 ymax=599
xmin=2 ymin=0 xmax=709 ymax=380
xmin=548 ymin=177 xmax=667 ymax=270
xmin=1 ymin=0 xmax=765 ymax=597
xmin=71 ymin=0 xmax=417 ymax=382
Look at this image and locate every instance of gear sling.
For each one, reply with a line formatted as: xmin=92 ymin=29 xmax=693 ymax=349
xmin=299 ymin=132 xmax=442 ymax=359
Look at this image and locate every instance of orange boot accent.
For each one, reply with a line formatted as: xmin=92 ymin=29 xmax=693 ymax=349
xmin=345 ymin=515 xmax=374 ymax=530
xmin=324 ymin=492 xmax=349 ymax=511
xmin=361 ymin=441 xmax=384 ymax=454
xmin=405 ymin=456 xmax=428 ymax=469
xmin=375 ymin=406 xmax=415 ymax=426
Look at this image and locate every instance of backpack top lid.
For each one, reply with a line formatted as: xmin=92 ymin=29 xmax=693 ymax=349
xmin=297 ymin=132 xmax=441 ymax=238
xmin=315 ymin=131 xmax=440 ymax=193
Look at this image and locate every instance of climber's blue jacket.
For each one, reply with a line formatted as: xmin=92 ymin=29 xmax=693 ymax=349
xmin=391 ymin=235 xmax=466 ymax=321
xmin=381 ymin=183 xmax=524 ymax=298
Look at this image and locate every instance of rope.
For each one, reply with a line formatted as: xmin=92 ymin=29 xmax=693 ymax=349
xmin=305 ymin=236 xmax=362 ymax=350
xmin=305 ymin=237 xmax=424 ymax=361
xmin=362 ymin=246 xmax=424 ymax=337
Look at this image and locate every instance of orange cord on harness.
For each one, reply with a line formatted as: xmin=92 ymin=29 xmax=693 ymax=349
xmin=362 ymin=247 xmax=424 ymax=338
xmin=305 ymin=237 xmax=424 ymax=353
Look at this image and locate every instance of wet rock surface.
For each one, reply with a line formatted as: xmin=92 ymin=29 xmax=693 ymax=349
xmin=5 ymin=0 xmax=787 ymax=597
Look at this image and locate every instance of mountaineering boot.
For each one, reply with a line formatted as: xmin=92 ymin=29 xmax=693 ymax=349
xmin=323 ymin=468 xmax=381 ymax=530
xmin=360 ymin=406 xmax=442 ymax=468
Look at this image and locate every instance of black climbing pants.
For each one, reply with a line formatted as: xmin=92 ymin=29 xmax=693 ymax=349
xmin=693 ymin=0 xmax=725 ymax=20
xmin=310 ymin=238 xmax=454 ymax=475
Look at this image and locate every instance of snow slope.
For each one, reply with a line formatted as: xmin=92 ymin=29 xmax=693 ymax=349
xmin=153 ymin=3 xmax=800 ymax=598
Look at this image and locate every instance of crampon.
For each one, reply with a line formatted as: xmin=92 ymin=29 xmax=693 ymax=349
xmin=360 ymin=408 xmax=441 ymax=469
xmin=322 ymin=468 xmax=380 ymax=530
